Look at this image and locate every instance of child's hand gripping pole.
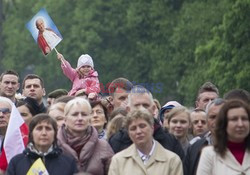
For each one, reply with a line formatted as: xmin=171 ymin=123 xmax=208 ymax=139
xmin=55 ymin=48 xmax=66 ymax=67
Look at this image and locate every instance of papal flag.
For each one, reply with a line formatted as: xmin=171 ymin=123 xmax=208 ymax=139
xmin=27 ymin=158 xmax=49 ymax=175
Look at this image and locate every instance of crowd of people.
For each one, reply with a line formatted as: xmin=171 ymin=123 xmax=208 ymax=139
xmin=0 ymin=54 xmax=249 ymax=175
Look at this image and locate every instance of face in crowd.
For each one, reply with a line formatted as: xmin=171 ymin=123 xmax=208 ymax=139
xmin=126 ymin=110 xmax=154 ymax=149
xmin=0 ymin=101 xmax=11 ymax=131
xmin=196 ymin=91 xmax=218 ymax=110
xmin=29 ymin=114 xmax=57 ymax=153
xmin=127 ymin=92 xmax=156 ymax=116
xmin=227 ymin=107 xmax=249 ymax=142
xmin=18 ymin=105 xmax=33 ymax=126
xmin=22 ymin=78 xmax=45 ymax=105
xmin=90 ymin=103 xmax=107 ymax=132
xmin=206 ymin=101 xmax=224 ymax=135
xmin=190 ymin=110 xmax=208 ymax=136
xmin=168 ymin=108 xmax=191 ymax=140
xmin=0 ymin=74 xmax=19 ymax=100
xmin=111 ymin=87 xmax=130 ymax=110
xmin=64 ymin=98 xmax=91 ymax=136
xmin=48 ymin=103 xmax=65 ymax=128
xmin=78 ymin=65 xmax=92 ymax=77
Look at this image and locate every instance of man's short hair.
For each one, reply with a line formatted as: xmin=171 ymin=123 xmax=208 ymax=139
xmin=22 ymin=74 xmax=44 ymax=89
xmin=108 ymin=77 xmax=133 ymax=96
xmin=223 ymin=89 xmax=250 ymax=105
xmin=192 ymin=108 xmax=206 ymax=113
xmin=196 ymin=82 xmax=219 ymax=101
xmin=0 ymin=70 xmax=19 ymax=82
xmin=205 ymin=98 xmax=225 ymax=114
xmin=127 ymin=85 xmax=154 ymax=107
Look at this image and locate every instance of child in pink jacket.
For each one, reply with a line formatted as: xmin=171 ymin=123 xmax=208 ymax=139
xmin=57 ymin=53 xmax=100 ymax=99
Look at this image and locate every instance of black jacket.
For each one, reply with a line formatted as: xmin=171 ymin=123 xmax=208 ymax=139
xmin=108 ymin=119 xmax=185 ymax=160
xmin=7 ymin=146 xmax=78 ymax=175
xmin=183 ymin=138 xmax=208 ymax=175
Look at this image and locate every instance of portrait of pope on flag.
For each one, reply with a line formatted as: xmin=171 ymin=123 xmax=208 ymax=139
xmin=26 ymin=8 xmax=63 ymax=56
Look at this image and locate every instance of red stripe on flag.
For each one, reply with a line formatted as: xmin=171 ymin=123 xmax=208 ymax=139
xmin=20 ymin=123 xmax=29 ymax=146
xmin=0 ymin=149 xmax=8 ymax=171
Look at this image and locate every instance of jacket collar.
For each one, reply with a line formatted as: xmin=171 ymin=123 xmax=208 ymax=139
xmin=24 ymin=143 xmax=61 ymax=159
xmin=123 ymin=141 xmax=169 ymax=162
xmin=218 ymin=149 xmax=250 ymax=172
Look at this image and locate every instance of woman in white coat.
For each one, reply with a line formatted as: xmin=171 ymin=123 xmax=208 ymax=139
xmin=196 ymin=99 xmax=250 ymax=175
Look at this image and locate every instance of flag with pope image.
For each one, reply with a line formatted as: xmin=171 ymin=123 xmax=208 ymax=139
xmin=27 ymin=158 xmax=49 ymax=175
xmin=26 ymin=8 xmax=63 ymax=56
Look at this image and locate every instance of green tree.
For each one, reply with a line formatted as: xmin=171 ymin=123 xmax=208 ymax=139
xmin=195 ymin=0 xmax=250 ymax=98
xmin=170 ymin=0 xmax=232 ymax=106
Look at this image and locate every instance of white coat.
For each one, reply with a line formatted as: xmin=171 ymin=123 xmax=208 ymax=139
xmin=196 ymin=146 xmax=250 ymax=175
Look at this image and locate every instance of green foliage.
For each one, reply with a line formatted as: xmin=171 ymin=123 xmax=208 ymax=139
xmin=193 ymin=0 xmax=250 ymax=100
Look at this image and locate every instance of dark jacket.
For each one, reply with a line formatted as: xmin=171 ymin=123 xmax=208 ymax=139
xmin=39 ymin=102 xmax=47 ymax=113
xmin=6 ymin=146 xmax=78 ymax=175
xmin=183 ymin=137 xmax=208 ymax=175
xmin=108 ymin=119 xmax=185 ymax=160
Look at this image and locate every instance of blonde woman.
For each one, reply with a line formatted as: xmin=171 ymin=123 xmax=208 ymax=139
xmin=166 ymin=106 xmax=191 ymax=154
xmin=57 ymin=98 xmax=114 ymax=174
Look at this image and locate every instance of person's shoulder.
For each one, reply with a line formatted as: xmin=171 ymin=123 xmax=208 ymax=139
xmin=112 ymin=144 xmax=135 ymax=158
xmin=201 ymin=145 xmax=214 ymax=153
xmin=9 ymin=152 xmax=26 ymax=164
xmin=154 ymin=128 xmax=178 ymax=147
xmin=156 ymin=141 xmax=180 ymax=158
xmin=97 ymin=138 xmax=112 ymax=149
xmin=58 ymin=152 xmax=76 ymax=162
xmin=153 ymin=141 xmax=182 ymax=167
xmin=199 ymin=145 xmax=216 ymax=160
xmin=190 ymin=137 xmax=208 ymax=149
xmin=109 ymin=129 xmax=130 ymax=142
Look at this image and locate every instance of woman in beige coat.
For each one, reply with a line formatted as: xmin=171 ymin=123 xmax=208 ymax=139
xmin=196 ymin=100 xmax=250 ymax=175
xmin=108 ymin=109 xmax=183 ymax=175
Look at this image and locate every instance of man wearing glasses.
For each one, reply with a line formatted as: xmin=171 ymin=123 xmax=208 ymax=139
xmin=0 ymin=97 xmax=12 ymax=150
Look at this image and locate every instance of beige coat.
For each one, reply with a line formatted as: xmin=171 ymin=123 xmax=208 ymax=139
xmin=108 ymin=141 xmax=183 ymax=175
xmin=196 ymin=146 xmax=250 ymax=175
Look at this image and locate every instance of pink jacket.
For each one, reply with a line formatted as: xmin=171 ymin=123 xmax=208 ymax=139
xmin=61 ymin=60 xmax=100 ymax=96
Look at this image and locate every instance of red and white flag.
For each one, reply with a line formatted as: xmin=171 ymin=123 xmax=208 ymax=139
xmin=0 ymin=98 xmax=29 ymax=171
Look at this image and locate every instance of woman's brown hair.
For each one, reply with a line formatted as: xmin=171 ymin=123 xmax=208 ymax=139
xmin=214 ymin=99 xmax=250 ymax=157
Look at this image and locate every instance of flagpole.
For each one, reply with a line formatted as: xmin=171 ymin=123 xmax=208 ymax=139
xmin=54 ymin=48 xmax=66 ymax=67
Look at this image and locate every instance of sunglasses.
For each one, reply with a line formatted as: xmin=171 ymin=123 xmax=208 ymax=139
xmin=0 ymin=108 xmax=11 ymax=114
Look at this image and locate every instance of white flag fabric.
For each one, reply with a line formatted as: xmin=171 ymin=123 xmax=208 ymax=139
xmin=4 ymin=103 xmax=28 ymax=162
xmin=0 ymin=97 xmax=28 ymax=171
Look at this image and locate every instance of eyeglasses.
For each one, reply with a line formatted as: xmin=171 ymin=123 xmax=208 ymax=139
xmin=0 ymin=108 xmax=11 ymax=114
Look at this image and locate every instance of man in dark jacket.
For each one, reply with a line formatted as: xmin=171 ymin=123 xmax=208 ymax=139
xmin=109 ymin=85 xmax=184 ymax=160
xmin=22 ymin=74 xmax=47 ymax=113
xmin=183 ymin=98 xmax=225 ymax=175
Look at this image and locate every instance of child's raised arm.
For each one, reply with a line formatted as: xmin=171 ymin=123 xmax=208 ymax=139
xmin=57 ymin=53 xmax=77 ymax=82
